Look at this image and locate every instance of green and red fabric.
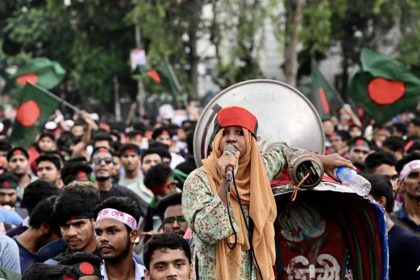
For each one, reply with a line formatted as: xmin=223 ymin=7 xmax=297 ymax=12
xmin=10 ymin=84 xmax=61 ymax=148
xmin=310 ymin=59 xmax=343 ymax=120
xmin=212 ymin=106 xmax=258 ymax=139
xmin=350 ymin=48 xmax=420 ymax=126
xmin=11 ymin=57 xmax=66 ymax=90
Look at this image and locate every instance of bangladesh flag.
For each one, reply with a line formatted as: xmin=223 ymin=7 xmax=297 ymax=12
xmin=10 ymin=84 xmax=61 ymax=148
xmin=11 ymin=57 xmax=66 ymax=90
xmin=310 ymin=59 xmax=344 ymax=120
xmin=350 ymin=48 xmax=420 ymax=125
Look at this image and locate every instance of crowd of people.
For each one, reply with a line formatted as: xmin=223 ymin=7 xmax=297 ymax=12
xmin=0 ymin=99 xmax=418 ymax=279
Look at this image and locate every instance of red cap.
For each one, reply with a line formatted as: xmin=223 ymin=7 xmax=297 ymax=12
xmin=215 ymin=106 xmax=258 ymax=136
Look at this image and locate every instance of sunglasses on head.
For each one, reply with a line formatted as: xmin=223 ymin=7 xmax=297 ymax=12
xmin=92 ymin=157 xmax=113 ymax=165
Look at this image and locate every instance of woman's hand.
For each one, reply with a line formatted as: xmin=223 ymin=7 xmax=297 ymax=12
xmin=314 ymin=153 xmax=356 ymax=180
xmin=216 ymin=150 xmax=240 ymax=180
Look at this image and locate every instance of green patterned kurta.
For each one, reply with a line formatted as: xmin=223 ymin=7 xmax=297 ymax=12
xmin=182 ymin=144 xmax=303 ymax=280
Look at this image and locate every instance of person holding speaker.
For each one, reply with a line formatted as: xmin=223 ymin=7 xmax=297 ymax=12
xmin=182 ymin=106 xmax=353 ymax=280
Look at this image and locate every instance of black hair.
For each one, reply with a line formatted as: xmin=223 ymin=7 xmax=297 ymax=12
xmin=411 ymin=117 xmax=420 ymax=127
xmin=61 ymin=161 xmax=93 ymax=185
xmin=396 ymin=152 xmax=420 ymax=175
xmin=143 ymin=232 xmax=191 ymax=270
xmin=152 ymin=126 xmax=173 ymax=140
xmin=144 ymin=164 xmax=173 ymax=191
xmin=156 ymin=193 xmax=182 ymax=219
xmin=57 ymin=131 xmax=74 ymax=149
xmin=54 ymin=182 xmax=99 ymax=225
xmin=6 ymin=147 xmax=29 ymax=161
xmin=92 ymin=132 xmax=113 ymax=147
xmin=186 ymin=130 xmax=194 ymax=156
xmin=335 ymin=130 xmax=351 ymax=143
xmin=141 ymin=146 xmax=170 ymax=163
xmin=29 ymin=195 xmax=60 ymax=235
xmin=0 ymin=141 xmax=11 ymax=152
xmin=382 ymin=136 xmax=405 ymax=153
xmin=364 ymin=151 xmax=397 ymax=173
xmin=0 ymin=172 xmax=19 ymax=189
xmin=22 ymin=180 xmax=59 ymax=214
xmin=94 ymin=196 xmax=141 ymax=231
xmin=119 ymin=143 xmax=140 ymax=156
xmin=392 ymin=123 xmax=408 ymax=135
xmin=362 ymin=173 xmax=394 ymax=213
xmin=35 ymin=154 xmax=62 ymax=171
xmin=127 ymin=129 xmax=145 ymax=139
xmin=349 ymin=136 xmax=371 ymax=149
xmin=22 ymin=263 xmax=74 ymax=280
xmin=38 ymin=132 xmax=55 ymax=142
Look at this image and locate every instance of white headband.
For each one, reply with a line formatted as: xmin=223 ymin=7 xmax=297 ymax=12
xmin=97 ymin=208 xmax=138 ymax=230
xmin=399 ymin=160 xmax=420 ymax=180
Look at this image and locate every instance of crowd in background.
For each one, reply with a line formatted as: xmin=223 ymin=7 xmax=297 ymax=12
xmin=0 ymin=98 xmax=418 ymax=279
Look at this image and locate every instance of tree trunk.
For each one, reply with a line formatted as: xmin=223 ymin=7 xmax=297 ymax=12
xmin=284 ymin=0 xmax=305 ymax=87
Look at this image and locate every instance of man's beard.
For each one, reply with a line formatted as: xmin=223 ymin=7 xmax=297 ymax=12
xmin=104 ymin=238 xmax=132 ymax=264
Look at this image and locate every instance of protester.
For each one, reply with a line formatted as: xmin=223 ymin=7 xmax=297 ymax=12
xmin=45 ymin=181 xmax=99 ymax=264
xmin=35 ymin=154 xmax=62 ymax=188
xmin=143 ymin=232 xmax=192 ymax=280
xmin=94 ymin=197 xmax=145 ymax=280
xmin=91 ymin=146 xmax=147 ymax=216
xmin=393 ymin=152 xmax=420 ymax=235
xmin=13 ymin=196 xmax=59 ymax=273
xmin=118 ymin=143 xmax=142 ymax=187
xmin=156 ymin=193 xmax=188 ymax=238
xmin=7 ymin=148 xmax=36 ymax=203
xmin=364 ymin=173 xmax=420 ymax=279
xmin=348 ymin=136 xmax=371 ymax=171
xmin=0 ymin=173 xmax=27 ymax=218
xmin=182 ymin=106 xmax=353 ymax=279
xmin=0 ymin=234 xmax=21 ymax=274
xmin=382 ymin=136 xmax=405 ymax=160
xmin=124 ymin=147 xmax=165 ymax=213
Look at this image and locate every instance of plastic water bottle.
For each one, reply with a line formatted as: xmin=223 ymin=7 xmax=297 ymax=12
xmin=335 ymin=166 xmax=371 ymax=196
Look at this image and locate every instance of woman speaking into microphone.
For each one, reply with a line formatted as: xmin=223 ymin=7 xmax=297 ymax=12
xmin=182 ymin=106 xmax=353 ymax=280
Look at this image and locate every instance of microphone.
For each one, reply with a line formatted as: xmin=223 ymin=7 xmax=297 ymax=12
xmin=224 ymin=145 xmax=237 ymax=192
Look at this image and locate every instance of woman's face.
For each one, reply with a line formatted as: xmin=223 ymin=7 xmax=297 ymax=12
xmin=218 ymin=126 xmax=246 ymax=156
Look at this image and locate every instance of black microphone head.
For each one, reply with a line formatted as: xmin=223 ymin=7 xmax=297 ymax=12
xmin=224 ymin=145 xmax=236 ymax=155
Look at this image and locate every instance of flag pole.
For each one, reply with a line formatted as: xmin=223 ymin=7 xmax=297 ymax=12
xmin=31 ymin=83 xmax=82 ymax=114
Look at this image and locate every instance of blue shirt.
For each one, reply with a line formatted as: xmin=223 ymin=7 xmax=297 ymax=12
xmin=13 ymin=237 xmax=35 ymax=273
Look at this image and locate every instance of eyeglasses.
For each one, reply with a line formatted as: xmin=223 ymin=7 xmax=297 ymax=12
xmin=164 ymin=215 xmax=186 ymax=225
xmin=92 ymin=157 xmax=113 ymax=165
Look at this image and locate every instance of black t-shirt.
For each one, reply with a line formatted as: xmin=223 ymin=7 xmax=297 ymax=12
xmin=388 ymin=224 xmax=420 ymax=279
xmin=99 ymin=184 xmax=147 ymax=217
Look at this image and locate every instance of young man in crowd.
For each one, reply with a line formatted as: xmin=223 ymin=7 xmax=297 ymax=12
xmin=393 ymin=152 xmax=420 ymax=235
xmin=143 ymin=233 xmax=192 ymax=280
xmin=365 ymin=151 xmax=401 ymax=211
xmin=156 ymin=193 xmax=188 ymax=238
xmin=45 ymin=182 xmax=99 ymax=264
xmin=118 ymin=144 xmax=142 ymax=187
xmin=94 ymin=197 xmax=145 ymax=280
xmin=364 ymin=173 xmax=420 ymax=279
xmin=35 ymin=153 xmax=62 ymax=188
xmin=91 ymin=146 xmax=147 ymax=216
xmin=0 ymin=173 xmax=27 ymax=218
xmin=125 ymin=148 xmax=165 ymax=211
xmin=7 ymin=147 xmax=37 ymax=203
xmin=14 ymin=196 xmax=59 ymax=273
xmin=151 ymin=127 xmax=185 ymax=169
xmin=348 ymin=137 xmax=371 ymax=171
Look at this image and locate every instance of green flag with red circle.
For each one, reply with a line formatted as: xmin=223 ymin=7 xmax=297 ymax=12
xmin=350 ymin=48 xmax=420 ymax=125
xmin=310 ymin=59 xmax=344 ymax=120
xmin=11 ymin=57 xmax=66 ymax=90
xmin=10 ymin=84 xmax=61 ymax=148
